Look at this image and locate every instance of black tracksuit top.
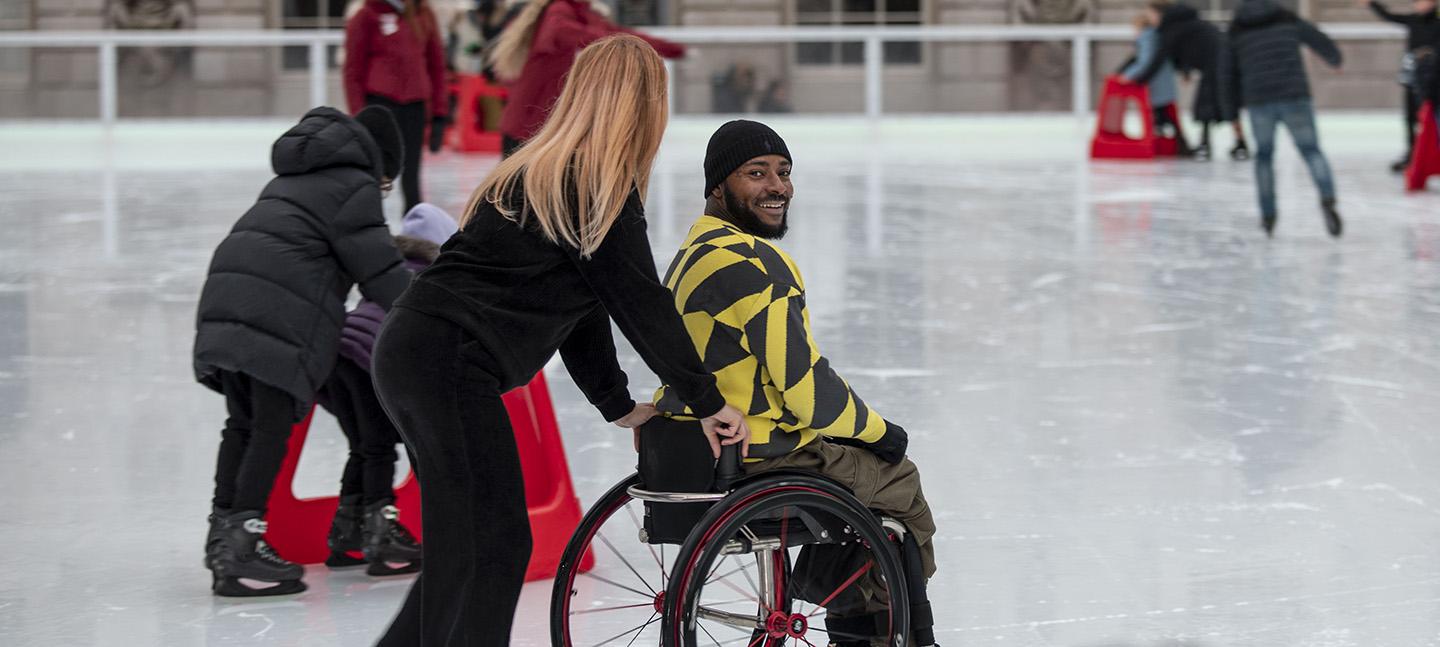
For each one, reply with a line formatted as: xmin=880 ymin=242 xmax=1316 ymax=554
xmin=396 ymin=185 xmax=727 ymax=422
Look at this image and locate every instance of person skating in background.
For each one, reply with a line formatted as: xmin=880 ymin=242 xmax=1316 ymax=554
xmin=486 ymin=0 xmax=685 ymax=156
xmin=1121 ymin=10 xmax=1190 ymax=154
xmin=1221 ymin=0 xmax=1344 ymax=237
xmin=345 ymin=0 xmax=449 ymax=211
xmin=194 ymin=106 xmax=413 ymax=597
xmin=322 ymin=203 xmax=457 ymax=578
xmin=1359 ymin=0 xmax=1440 ymax=172
xmin=1133 ymin=1 xmax=1252 ymax=160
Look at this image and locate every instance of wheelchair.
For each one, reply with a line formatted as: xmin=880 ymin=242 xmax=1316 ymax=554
xmin=550 ymin=418 xmax=933 ymax=647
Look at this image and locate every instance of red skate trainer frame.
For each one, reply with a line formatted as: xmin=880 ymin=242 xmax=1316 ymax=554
xmin=264 ymin=372 xmax=594 ymax=581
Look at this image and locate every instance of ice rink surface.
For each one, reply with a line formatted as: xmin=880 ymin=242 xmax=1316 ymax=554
xmin=3 ymin=115 xmax=1440 ymax=646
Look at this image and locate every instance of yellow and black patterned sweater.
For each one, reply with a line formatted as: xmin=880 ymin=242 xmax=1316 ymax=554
xmin=653 ymin=215 xmax=886 ymax=459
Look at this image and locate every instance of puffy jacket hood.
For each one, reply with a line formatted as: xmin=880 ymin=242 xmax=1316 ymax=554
xmin=271 ymin=107 xmax=384 ymax=180
xmin=1233 ymin=0 xmax=1295 ymax=28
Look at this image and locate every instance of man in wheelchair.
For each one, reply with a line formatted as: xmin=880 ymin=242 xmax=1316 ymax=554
xmin=648 ymin=120 xmax=938 ymax=646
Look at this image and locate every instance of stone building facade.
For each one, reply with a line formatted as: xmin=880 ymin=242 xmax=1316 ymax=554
xmin=0 ymin=0 xmax=1412 ymax=119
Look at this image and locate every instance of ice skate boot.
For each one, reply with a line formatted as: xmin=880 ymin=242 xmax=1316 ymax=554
xmin=1191 ymin=144 xmax=1212 ymax=161
xmin=325 ymin=495 xmax=366 ymax=568
xmin=209 ymin=510 xmax=307 ymax=597
xmin=361 ymin=498 xmax=422 ymax=576
xmin=1230 ymin=141 xmax=1250 ymax=161
xmin=204 ymin=505 xmax=229 ymax=571
xmin=1391 ymin=154 xmax=1411 ymax=174
xmin=1321 ymin=198 xmax=1342 ymax=238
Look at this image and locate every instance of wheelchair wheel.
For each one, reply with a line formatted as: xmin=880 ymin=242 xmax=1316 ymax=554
xmin=664 ymin=474 xmax=910 ymax=647
xmin=552 ymin=473 xmax=679 ymax=647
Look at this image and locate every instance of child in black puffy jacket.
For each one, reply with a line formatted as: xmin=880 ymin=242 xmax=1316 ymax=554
xmin=194 ymin=105 xmax=410 ymax=597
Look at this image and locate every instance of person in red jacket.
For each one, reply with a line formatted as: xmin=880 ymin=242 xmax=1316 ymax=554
xmin=488 ymin=0 xmax=685 ymax=156
xmin=345 ymin=0 xmax=449 ymax=210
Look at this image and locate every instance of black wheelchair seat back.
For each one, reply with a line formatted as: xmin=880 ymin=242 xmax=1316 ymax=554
xmin=637 ymin=417 xmax=719 ymax=543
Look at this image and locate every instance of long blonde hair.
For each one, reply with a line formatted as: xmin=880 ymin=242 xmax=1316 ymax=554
xmin=462 ymin=34 xmax=669 ymax=257
xmin=488 ymin=0 xmax=553 ymax=82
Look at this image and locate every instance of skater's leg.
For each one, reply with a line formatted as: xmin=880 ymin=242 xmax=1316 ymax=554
xmin=1280 ymin=99 xmax=1336 ymax=203
xmin=230 ymin=374 xmax=299 ymax=514
xmin=335 ymin=360 xmax=401 ymax=505
xmin=212 ymin=370 xmax=252 ymax=511
xmin=321 ymin=365 xmax=365 ymax=500
xmin=1248 ymin=102 xmax=1282 ymax=227
xmin=373 ymin=309 xmax=531 ymax=646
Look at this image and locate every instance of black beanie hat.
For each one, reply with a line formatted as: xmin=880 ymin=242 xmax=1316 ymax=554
xmin=355 ymin=105 xmax=404 ymax=179
xmin=703 ymin=120 xmax=791 ymax=198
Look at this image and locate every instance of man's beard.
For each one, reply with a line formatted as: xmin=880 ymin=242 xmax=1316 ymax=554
xmin=723 ymin=185 xmax=789 ymax=240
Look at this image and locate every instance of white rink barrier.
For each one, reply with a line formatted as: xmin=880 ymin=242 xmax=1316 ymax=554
xmin=0 ymin=24 xmax=1405 ymax=124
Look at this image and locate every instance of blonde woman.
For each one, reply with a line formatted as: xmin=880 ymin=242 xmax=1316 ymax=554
xmin=370 ymin=35 xmax=748 ymax=646
xmin=489 ymin=0 xmax=684 ymax=156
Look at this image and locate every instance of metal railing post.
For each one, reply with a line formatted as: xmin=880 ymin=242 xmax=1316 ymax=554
xmin=664 ymin=59 xmax=675 ymax=120
xmin=1071 ymin=33 xmax=1090 ymax=122
xmin=99 ymin=40 xmax=118 ymax=124
xmin=308 ymin=39 xmax=327 ymax=108
xmin=864 ymin=35 xmax=882 ymax=119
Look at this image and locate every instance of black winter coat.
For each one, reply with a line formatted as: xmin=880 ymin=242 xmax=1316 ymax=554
xmin=1220 ymin=0 xmax=1343 ymax=115
xmin=1367 ymin=1 xmax=1440 ymax=53
xmin=1134 ymin=3 xmax=1230 ymax=122
xmin=193 ymin=107 xmax=412 ymax=417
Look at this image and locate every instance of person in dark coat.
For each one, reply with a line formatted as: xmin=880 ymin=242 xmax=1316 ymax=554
xmin=1133 ymin=1 xmax=1252 ymax=160
xmin=1220 ymin=0 xmax=1344 ymax=237
xmin=321 ymin=202 xmax=457 ymax=577
xmin=345 ymin=0 xmax=450 ymax=211
xmin=194 ymin=105 xmax=413 ymax=597
xmin=1360 ymin=0 xmax=1440 ymax=171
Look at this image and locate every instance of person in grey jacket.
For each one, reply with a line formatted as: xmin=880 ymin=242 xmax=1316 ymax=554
xmin=1221 ymin=0 xmax=1344 ymax=237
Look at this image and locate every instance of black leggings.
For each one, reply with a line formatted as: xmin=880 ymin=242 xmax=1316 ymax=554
xmin=372 ymin=308 xmax=530 ymax=646
xmin=212 ymin=371 xmax=300 ymax=513
xmin=1404 ymin=86 xmax=1421 ymax=157
xmin=320 ymin=359 xmax=401 ymax=506
xmin=367 ymin=95 xmax=428 ymax=211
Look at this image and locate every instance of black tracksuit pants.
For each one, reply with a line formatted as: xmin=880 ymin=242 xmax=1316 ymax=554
xmin=367 ymin=94 xmax=428 ymax=211
xmin=372 ymin=307 xmax=530 ymax=647
xmin=320 ymin=358 xmax=401 ymax=506
xmin=212 ymin=370 xmax=300 ymax=513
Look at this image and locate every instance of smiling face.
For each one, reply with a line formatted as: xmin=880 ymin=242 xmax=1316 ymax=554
xmin=714 ymin=154 xmax=793 ymax=239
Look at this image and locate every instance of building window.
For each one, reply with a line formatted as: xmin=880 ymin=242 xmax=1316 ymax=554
xmin=794 ymin=0 xmax=923 ymax=66
xmin=280 ymin=0 xmax=346 ymax=70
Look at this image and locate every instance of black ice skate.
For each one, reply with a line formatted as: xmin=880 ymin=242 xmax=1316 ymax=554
xmin=1230 ymin=141 xmax=1251 ymax=161
xmin=204 ymin=505 xmax=229 ymax=571
xmin=325 ymin=495 xmax=366 ymax=568
xmin=1321 ymin=198 xmax=1342 ymax=238
xmin=209 ymin=510 xmax=307 ymax=597
xmin=361 ymin=499 xmax=422 ymax=576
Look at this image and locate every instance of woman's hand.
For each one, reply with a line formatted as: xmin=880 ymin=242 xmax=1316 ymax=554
xmin=701 ymin=404 xmax=750 ymax=459
xmin=614 ymin=402 xmax=657 ymax=429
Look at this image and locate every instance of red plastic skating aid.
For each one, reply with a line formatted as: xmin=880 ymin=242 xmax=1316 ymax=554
xmin=1406 ymin=101 xmax=1439 ymax=192
xmin=264 ymin=372 xmax=593 ymax=581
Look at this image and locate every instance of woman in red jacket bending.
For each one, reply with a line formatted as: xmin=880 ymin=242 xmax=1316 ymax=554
xmin=344 ymin=0 xmax=448 ymax=210
xmin=488 ymin=0 xmax=685 ymax=157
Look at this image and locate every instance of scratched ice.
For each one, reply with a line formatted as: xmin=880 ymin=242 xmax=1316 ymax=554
xmin=2 ymin=116 xmax=1440 ymax=646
